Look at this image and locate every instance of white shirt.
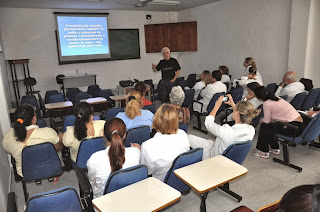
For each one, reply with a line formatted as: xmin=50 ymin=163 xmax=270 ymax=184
xmin=221 ymin=75 xmax=231 ymax=83
xmin=244 ymin=65 xmax=262 ymax=77
xmin=205 ymin=115 xmax=255 ymax=157
xmin=193 ymin=81 xmax=227 ymax=113
xmin=141 ymin=129 xmax=190 ymax=181
xmin=274 ymin=81 xmax=305 ymax=102
xmin=192 ymin=81 xmax=206 ymax=100
xmin=87 ymin=146 xmax=140 ymax=199
xmin=238 ymin=75 xmax=263 ymax=98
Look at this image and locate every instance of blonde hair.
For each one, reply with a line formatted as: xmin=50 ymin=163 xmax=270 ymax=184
xmin=245 ymin=57 xmax=257 ymax=69
xmin=203 ymin=70 xmax=213 ymax=86
xmin=152 ymin=104 xmax=178 ymax=134
xmin=235 ymin=101 xmax=260 ymax=124
xmin=125 ymin=91 xmax=142 ymax=119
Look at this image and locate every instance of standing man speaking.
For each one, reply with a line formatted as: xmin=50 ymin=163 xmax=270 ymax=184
xmin=152 ymin=47 xmax=181 ymax=103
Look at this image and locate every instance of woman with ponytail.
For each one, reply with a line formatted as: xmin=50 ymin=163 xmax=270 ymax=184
xmin=63 ymin=102 xmax=105 ymax=162
xmin=87 ymin=118 xmax=140 ymax=198
xmin=116 ymin=91 xmax=153 ymax=131
xmin=238 ymin=65 xmax=263 ymax=98
xmin=2 ymin=104 xmax=61 ymax=177
xmin=188 ymin=95 xmax=260 ymax=160
xmin=253 ymin=86 xmax=305 ymax=159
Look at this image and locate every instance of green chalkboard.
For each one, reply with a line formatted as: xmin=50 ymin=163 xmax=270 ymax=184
xmin=109 ymin=29 xmax=140 ymax=60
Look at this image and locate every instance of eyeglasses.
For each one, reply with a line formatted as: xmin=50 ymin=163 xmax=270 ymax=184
xmin=162 ymin=51 xmax=170 ymax=55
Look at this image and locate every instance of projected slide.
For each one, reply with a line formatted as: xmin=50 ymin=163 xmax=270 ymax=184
xmin=57 ymin=16 xmax=110 ymax=56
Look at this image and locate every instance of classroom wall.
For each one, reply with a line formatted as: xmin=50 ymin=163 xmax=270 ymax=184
xmin=305 ymin=0 xmax=320 ymax=88
xmin=0 ymin=8 xmax=178 ymax=104
xmin=177 ymin=0 xmax=292 ymax=86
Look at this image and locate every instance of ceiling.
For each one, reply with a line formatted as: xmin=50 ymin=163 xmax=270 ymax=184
xmin=0 ymin=0 xmax=221 ymax=11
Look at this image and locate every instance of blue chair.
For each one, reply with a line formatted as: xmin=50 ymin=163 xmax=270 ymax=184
xmin=104 ymin=107 xmax=124 ymax=120
xmin=36 ymin=119 xmax=47 ymax=128
xmin=164 ymin=148 xmax=203 ymax=193
xmin=144 ymin=79 xmax=155 ymax=101
xmin=193 ymin=92 xmax=225 ymax=134
xmin=21 ymin=142 xmax=63 ymax=202
xmin=87 ymin=84 xmax=101 ymax=98
xmin=177 ymin=80 xmax=189 ymax=90
xmin=103 ymin=165 xmax=148 ymax=194
xmin=143 ymin=104 xmax=156 ymax=114
xmin=273 ymin=112 xmax=320 ymax=172
xmin=179 ymin=123 xmax=188 ymax=133
xmin=99 ymin=89 xmax=115 ymax=106
xmin=220 ymin=140 xmax=252 ymax=202
xmin=187 ymin=73 xmax=197 ymax=89
xmin=74 ymin=92 xmax=90 ymax=104
xmin=175 ymin=77 xmax=184 ymax=86
xmin=21 ymin=95 xmax=41 ymax=118
xmin=75 ymin=137 xmax=106 ymax=169
xmin=221 ymin=87 xmax=243 ymax=123
xmin=66 ymin=88 xmax=80 ymax=103
xmin=125 ymin=126 xmax=150 ymax=147
xmin=266 ymin=83 xmax=278 ymax=94
xmin=182 ymin=89 xmax=195 ymax=108
xmin=300 ymin=88 xmax=320 ymax=111
xmin=45 ymin=90 xmax=59 ymax=104
xmin=62 ymin=115 xmax=76 ymax=133
xmin=280 ymin=95 xmax=288 ymax=101
xmin=290 ymin=92 xmax=307 ymax=110
xmin=26 ymin=187 xmax=82 ymax=212
xmin=315 ymin=91 xmax=320 ymax=106
xmin=48 ymin=93 xmax=65 ymax=103
xmin=224 ymin=82 xmax=230 ymax=91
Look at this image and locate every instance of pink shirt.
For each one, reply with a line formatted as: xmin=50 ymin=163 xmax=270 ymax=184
xmin=262 ymin=99 xmax=300 ymax=123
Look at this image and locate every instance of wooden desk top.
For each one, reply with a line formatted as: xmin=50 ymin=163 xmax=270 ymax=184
xmin=61 ymin=74 xmax=96 ymax=79
xmin=174 ymin=155 xmax=248 ymax=193
xmin=92 ymin=177 xmax=181 ymax=212
xmin=110 ymin=94 xmax=127 ymax=101
xmin=80 ymin=97 xmax=108 ymax=104
xmin=45 ymin=101 xmax=73 ymax=110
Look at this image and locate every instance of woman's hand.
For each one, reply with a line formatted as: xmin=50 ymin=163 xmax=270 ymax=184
xmin=214 ymin=96 xmax=224 ymax=109
xmin=131 ymin=143 xmax=141 ymax=150
xmin=224 ymin=94 xmax=235 ymax=107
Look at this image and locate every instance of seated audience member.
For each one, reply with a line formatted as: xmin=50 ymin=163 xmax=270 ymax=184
xmin=169 ymin=86 xmax=190 ymax=124
xmin=87 ymin=118 xmax=140 ymax=199
xmin=63 ymin=102 xmax=105 ymax=162
xmin=141 ymin=104 xmax=190 ymax=181
xmin=238 ymin=66 xmax=263 ymax=98
xmin=253 ymin=86 xmax=305 ymax=159
xmin=188 ymin=95 xmax=259 ymax=160
xmin=192 ymin=70 xmax=212 ymax=100
xmin=275 ymin=71 xmax=305 ymax=102
xmin=243 ymin=57 xmax=261 ymax=77
xmin=2 ymin=104 xmax=62 ymax=177
xmin=279 ymin=184 xmax=320 ymax=212
xmin=116 ymin=91 xmax=154 ymax=131
xmin=244 ymin=82 xmax=262 ymax=108
xmin=219 ymin=65 xmax=231 ymax=83
xmin=135 ymin=81 xmax=153 ymax=106
xmin=193 ymin=70 xmax=227 ymax=113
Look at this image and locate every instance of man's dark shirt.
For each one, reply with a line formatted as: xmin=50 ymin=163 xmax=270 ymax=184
xmin=156 ymin=58 xmax=181 ymax=80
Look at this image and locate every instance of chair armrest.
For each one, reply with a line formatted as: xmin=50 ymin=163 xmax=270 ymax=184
xmin=193 ymin=100 xmax=204 ymax=113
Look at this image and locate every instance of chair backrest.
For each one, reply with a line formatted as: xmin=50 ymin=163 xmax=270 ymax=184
xmin=266 ymin=83 xmax=278 ymax=94
xmin=222 ymin=141 xmax=253 ymax=165
xmin=224 ymin=82 xmax=230 ymax=91
xmin=99 ymin=89 xmax=115 ymax=104
xmin=175 ymin=77 xmax=184 ymax=85
xmin=56 ymin=74 xmax=65 ymax=85
xmin=257 ymin=199 xmax=281 ymax=212
xmin=179 ymin=123 xmax=188 ymax=133
xmin=300 ymin=112 xmax=320 ymax=143
xmin=143 ymin=104 xmax=156 ymax=113
xmin=290 ymin=92 xmax=307 ymax=110
xmin=182 ymin=89 xmax=195 ymax=108
xmin=104 ymin=165 xmax=148 ymax=194
xmin=45 ymin=90 xmax=59 ymax=104
xmin=26 ymin=187 xmax=82 ymax=212
xmin=300 ymin=88 xmax=320 ymax=111
xmin=20 ymin=95 xmax=41 ymax=118
xmin=187 ymin=74 xmax=197 ymax=88
xmin=74 ymin=92 xmax=90 ymax=104
xmin=104 ymin=107 xmax=124 ymax=120
xmin=36 ymin=119 xmax=47 ymax=128
xmin=48 ymin=93 xmax=65 ymax=104
xmin=206 ymin=92 xmax=225 ymax=114
xmin=24 ymin=77 xmax=36 ymax=87
xmin=230 ymin=87 xmax=243 ymax=104
xmin=76 ymin=137 xmax=106 ymax=169
xmin=87 ymin=84 xmax=101 ymax=98
xmin=62 ymin=115 xmax=76 ymax=133
xmin=164 ymin=148 xmax=203 ymax=192
xmin=66 ymin=88 xmax=80 ymax=103
xmin=177 ymin=80 xmax=189 ymax=90
xmin=125 ymin=126 xmax=150 ymax=147
xmin=144 ymin=79 xmax=154 ymax=92
xmin=22 ymin=142 xmax=62 ymax=181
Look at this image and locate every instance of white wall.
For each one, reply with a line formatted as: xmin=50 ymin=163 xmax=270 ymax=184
xmin=305 ymin=0 xmax=320 ymax=88
xmin=0 ymin=8 xmax=178 ymax=103
xmin=177 ymin=0 xmax=292 ymax=86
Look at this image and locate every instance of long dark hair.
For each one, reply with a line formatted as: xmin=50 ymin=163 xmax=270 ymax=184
xmin=13 ymin=104 xmax=36 ymax=141
xmin=254 ymin=86 xmax=279 ymax=101
xmin=74 ymin=102 xmax=93 ymax=141
xmin=104 ymin=118 xmax=126 ymax=173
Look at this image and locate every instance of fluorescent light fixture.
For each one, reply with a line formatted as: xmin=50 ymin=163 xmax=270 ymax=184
xmin=149 ymin=0 xmax=180 ymax=6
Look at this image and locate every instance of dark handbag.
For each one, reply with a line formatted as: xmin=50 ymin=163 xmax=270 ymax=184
xmin=119 ymin=80 xmax=134 ymax=87
xmin=300 ymin=78 xmax=313 ymax=91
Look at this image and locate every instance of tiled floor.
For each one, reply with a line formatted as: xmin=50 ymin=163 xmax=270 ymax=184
xmin=13 ymin=110 xmax=320 ymax=212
